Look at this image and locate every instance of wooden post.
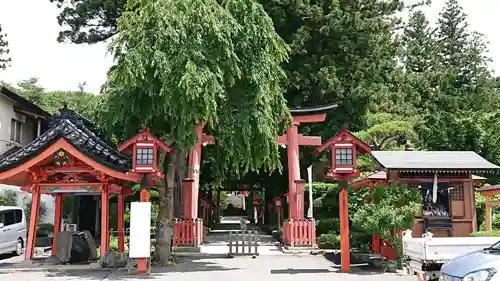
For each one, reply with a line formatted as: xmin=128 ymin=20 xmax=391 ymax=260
xmin=485 ymin=195 xmax=492 ymax=231
xmin=51 ymin=195 xmax=63 ymax=256
xmin=26 ymin=185 xmax=40 ymax=260
xmin=100 ymin=184 xmax=110 ymax=257
xmin=118 ymin=189 xmax=125 ymax=252
xmin=339 ymin=181 xmax=350 ymax=273
xmin=183 ymin=179 xmax=195 ymax=219
xmin=286 ymin=124 xmax=300 ymax=220
xmin=187 ymin=123 xmax=203 ymax=220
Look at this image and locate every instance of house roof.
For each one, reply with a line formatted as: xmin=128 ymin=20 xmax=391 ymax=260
xmin=0 ymin=86 xmax=51 ymax=119
xmin=0 ymin=107 xmax=131 ymax=173
xmin=371 ymin=151 xmax=500 ymax=172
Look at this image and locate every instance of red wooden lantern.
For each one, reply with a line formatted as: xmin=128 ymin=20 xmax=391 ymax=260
xmin=274 ymin=196 xmax=282 ymax=207
xmin=316 ymin=129 xmax=372 ymax=181
xmin=118 ymin=129 xmax=173 ymax=175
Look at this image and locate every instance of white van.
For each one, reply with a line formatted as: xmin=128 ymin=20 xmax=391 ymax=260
xmin=0 ymin=206 xmax=26 ymax=255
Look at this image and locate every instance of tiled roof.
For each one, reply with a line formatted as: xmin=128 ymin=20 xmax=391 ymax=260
xmin=0 ymin=107 xmax=131 ymax=172
xmin=371 ymin=151 xmax=500 ymax=172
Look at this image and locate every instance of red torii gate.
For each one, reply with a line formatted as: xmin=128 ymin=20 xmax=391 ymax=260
xmin=279 ymin=103 xmax=339 ymax=247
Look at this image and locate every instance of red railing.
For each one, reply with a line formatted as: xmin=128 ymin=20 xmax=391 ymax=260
xmin=282 ymin=219 xmax=316 ymax=247
xmin=173 ymin=218 xmax=204 ymax=247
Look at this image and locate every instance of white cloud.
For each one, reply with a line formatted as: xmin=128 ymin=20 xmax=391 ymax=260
xmin=0 ymin=0 xmax=498 ymax=94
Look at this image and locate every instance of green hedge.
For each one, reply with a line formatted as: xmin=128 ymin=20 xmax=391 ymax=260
xmin=471 ymin=230 xmax=500 ymax=237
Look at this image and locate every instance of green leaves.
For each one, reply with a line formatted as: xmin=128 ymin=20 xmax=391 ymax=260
xmin=0 ymin=24 xmax=11 ymax=70
xmin=352 ymin=184 xmax=420 ymax=239
xmin=101 ymin=0 xmax=291 ymax=180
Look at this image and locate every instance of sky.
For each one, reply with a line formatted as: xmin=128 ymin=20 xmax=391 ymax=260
xmin=0 ymin=0 xmax=499 ymax=94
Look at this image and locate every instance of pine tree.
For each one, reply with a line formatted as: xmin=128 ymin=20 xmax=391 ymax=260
xmin=403 ymin=11 xmax=435 ymax=74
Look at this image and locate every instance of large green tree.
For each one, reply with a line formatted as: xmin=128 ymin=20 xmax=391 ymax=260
xmin=99 ymin=0 xmax=290 ymax=264
xmin=0 ymin=24 xmax=11 ymax=70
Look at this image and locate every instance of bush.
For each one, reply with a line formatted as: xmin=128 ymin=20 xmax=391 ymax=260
xmin=471 ymin=230 xmax=500 ymax=237
xmin=316 ymin=218 xmax=340 ymax=236
xmin=317 ymin=232 xmax=340 ymax=249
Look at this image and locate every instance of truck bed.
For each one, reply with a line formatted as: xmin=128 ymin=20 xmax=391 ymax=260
xmin=403 ymin=236 xmax=500 ymax=264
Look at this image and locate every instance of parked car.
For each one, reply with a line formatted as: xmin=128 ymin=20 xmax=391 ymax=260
xmin=439 ymin=240 xmax=500 ymax=281
xmin=0 ymin=206 xmax=26 ymax=255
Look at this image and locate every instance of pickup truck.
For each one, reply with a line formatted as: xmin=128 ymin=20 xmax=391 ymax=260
xmin=403 ymin=231 xmax=499 ymax=281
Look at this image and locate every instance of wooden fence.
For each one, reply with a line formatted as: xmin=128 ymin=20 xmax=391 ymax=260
xmin=228 ymin=230 xmax=259 ymax=257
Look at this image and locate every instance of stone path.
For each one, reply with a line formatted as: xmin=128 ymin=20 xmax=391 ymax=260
xmin=201 ymin=216 xmax=281 ymax=255
xmin=0 ymin=255 xmax=416 ymax=281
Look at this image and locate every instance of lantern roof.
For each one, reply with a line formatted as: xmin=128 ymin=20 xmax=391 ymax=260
xmin=0 ymin=106 xmax=132 ymax=173
xmin=372 ymin=151 xmax=500 ymax=173
xmin=316 ymin=129 xmax=372 ymax=154
xmin=118 ymin=129 xmax=172 ymax=153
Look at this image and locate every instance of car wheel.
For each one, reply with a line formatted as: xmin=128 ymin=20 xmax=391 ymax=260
xmin=14 ymin=239 xmax=23 ymax=256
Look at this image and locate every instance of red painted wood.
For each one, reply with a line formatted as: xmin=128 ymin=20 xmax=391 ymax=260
xmin=186 ymin=123 xmax=204 ymax=219
xmin=51 ymin=195 xmax=63 ymax=256
xmin=118 ymin=129 xmax=173 ymax=153
xmin=101 ymin=184 xmax=110 ymax=257
xmin=297 ymin=135 xmax=322 ymax=146
xmin=293 ymin=113 xmax=327 ymax=123
xmin=183 ymin=179 xmax=194 ymax=219
xmin=26 ymin=185 xmax=40 ymax=260
xmin=295 ymin=180 xmax=305 ymax=220
xmin=118 ymin=189 xmax=125 ymax=252
xmin=339 ymin=188 xmax=350 ymax=273
xmin=286 ymin=124 xmax=300 ymax=220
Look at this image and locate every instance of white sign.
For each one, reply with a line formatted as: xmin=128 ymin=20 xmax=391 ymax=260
xmin=275 ymin=201 xmax=281 ymax=207
xmin=129 ymin=202 xmax=151 ymax=258
xmin=307 ymin=165 xmax=313 ymax=218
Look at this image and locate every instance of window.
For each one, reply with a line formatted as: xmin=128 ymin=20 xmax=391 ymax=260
xmin=3 ymin=210 xmax=15 ymax=226
xmin=10 ymin=119 xmax=22 ymax=143
xmin=136 ymin=148 xmax=154 ymax=165
xmin=335 ymin=147 xmax=353 ymax=165
xmin=450 ymin=185 xmax=464 ymax=200
xmin=14 ymin=210 xmax=22 ymax=224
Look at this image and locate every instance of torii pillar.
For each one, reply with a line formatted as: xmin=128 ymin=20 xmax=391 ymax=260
xmin=184 ymin=123 xmax=214 ymax=220
xmin=278 ymin=114 xmax=327 ymax=221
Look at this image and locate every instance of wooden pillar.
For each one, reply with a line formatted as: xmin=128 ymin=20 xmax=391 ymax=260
xmin=117 ymin=189 xmax=125 ymax=252
xmin=26 ymin=185 xmax=41 ymax=260
xmin=51 ymin=195 xmax=63 ymax=256
xmin=485 ymin=195 xmax=492 ymax=231
xmin=183 ymin=179 xmax=195 ymax=219
xmin=187 ymin=123 xmax=203 ymax=220
xmin=295 ymin=180 xmax=305 ymax=220
xmin=286 ymin=124 xmax=300 ymax=220
xmin=339 ymin=182 xmax=350 ymax=273
xmin=370 ymin=183 xmax=380 ymax=253
xmin=100 ymin=184 xmax=110 ymax=257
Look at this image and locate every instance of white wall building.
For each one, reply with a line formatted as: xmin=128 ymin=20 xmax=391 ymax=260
xmin=0 ymin=87 xmax=53 ymax=223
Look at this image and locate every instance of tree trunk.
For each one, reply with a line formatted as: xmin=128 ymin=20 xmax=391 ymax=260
xmin=154 ymin=149 xmax=185 ymax=264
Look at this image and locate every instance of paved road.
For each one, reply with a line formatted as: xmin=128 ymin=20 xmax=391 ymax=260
xmin=0 ymin=255 xmax=415 ymax=281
